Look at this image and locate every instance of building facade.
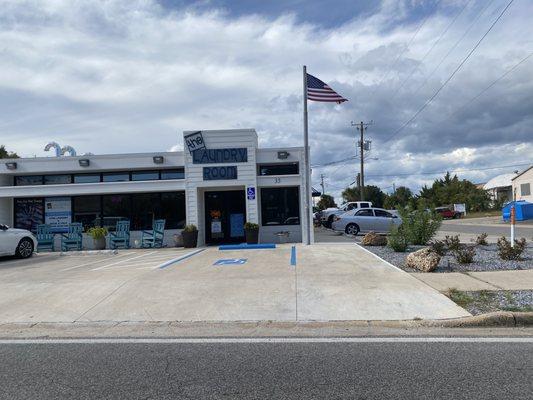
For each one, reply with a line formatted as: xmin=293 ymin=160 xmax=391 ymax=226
xmin=512 ymin=165 xmax=533 ymax=203
xmin=0 ymin=129 xmax=311 ymax=248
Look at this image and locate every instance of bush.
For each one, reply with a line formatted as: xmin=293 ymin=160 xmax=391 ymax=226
xmin=444 ymin=235 xmax=461 ymax=251
xmin=429 ymin=240 xmax=447 ymax=256
xmin=183 ymin=224 xmax=198 ymax=232
xmin=244 ymin=222 xmax=259 ymax=230
xmin=475 ymin=233 xmax=489 ymax=246
xmin=454 ymin=246 xmax=476 ymax=264
xmin=497 ymin=237 xmax=527 ymax=260
xmin=387 ymin=225 xmax=409 ymax=252
xmin=398 ymin=208 xmax=442 ymax=245
xmin=87 ymin=227 xmax=107 ymax=239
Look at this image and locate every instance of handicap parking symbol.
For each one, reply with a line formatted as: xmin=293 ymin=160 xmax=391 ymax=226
xmin=247 ymin=187 xmax=255 ymax=200
xmin=214 ymin=258 xmax=248 ymax=266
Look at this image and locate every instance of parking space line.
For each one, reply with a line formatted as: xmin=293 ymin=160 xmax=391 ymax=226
xmin=290 ymin=246 xmax=296 ymax=266
xmin=158 ymin=248 xmax=205 ymax=269
xmin=61 ymin=253 xmax=135 ymax=271
xmin=92 ymin=252 xmax=157 ymax=271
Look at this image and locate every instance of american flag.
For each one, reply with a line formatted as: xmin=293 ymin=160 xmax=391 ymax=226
xmin=306 ymin=73 xmax=348 ymax=103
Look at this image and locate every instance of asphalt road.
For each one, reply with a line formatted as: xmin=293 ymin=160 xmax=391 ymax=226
xmin=1 ymin=339 xmax=532 ymax=399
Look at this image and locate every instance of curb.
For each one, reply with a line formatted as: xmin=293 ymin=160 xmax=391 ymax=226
xmin=418 ymin=311 xmax=533 ymax=328
xmin=59 ymin=250 xmax=119 ymax=256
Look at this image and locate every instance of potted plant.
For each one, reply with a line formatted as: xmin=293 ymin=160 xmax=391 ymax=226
xmin=182 ymin=224 xmax=198 ymax=248
xmin=244 ymin=222 xmax=259 ymax=244
xmin=87 ymin=227 xmax=108 ymax=250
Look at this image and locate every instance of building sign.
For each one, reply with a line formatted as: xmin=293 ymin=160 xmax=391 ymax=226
xmin=192 ymin=148 xmax=247 ymax=164
xmin=45 ymin=197 xmax=72 ymax=233
xmin=184 ymin=131 xmax=206 ymax=155
xmin=203 ymin=166 xmax=238 ymax=180
xmin=247 ymin=187 xmax=255 ymax=200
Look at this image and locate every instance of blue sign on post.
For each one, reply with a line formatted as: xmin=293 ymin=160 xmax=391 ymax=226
xmin=247 ymin=187 xmax=255 ymax=200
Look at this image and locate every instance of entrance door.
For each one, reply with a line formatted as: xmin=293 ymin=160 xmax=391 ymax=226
xmin=204 ymin=190 xmax=246 ymax=245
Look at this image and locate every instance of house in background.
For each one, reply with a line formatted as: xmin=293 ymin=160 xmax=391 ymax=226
xmin=512 ymin=165 xmax=533 ymax=202
xmin=483 ymin=173 xmax=517 ymax=205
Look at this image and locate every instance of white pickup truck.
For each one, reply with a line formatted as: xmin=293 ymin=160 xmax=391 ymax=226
xmin=321 ymin=201 xmax=373 ymax=228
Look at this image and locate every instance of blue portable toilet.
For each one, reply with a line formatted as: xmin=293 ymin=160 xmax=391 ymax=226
xmin=502 ymin=200 xmax=533 ymax=221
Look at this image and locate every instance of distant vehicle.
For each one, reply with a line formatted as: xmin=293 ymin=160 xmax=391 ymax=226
xmin=435 ymin=206 xmax=462 ymax=219
xmin=321 ymin=201 xmax=373 ymax=228
xmin=0 ymin=224 xmax=37 ymax=258
xmin=331 ymin=208 xmax=402 ymax=235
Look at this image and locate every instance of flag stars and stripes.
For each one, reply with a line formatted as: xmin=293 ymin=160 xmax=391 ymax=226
xmin=306 ymin=73 xmax=348 ymax=103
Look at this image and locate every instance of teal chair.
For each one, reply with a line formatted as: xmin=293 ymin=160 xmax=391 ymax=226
xmin=141 ymin=219 xmax=166 ymax=248
xmin=36 ymin=224 xmax=55 ymax=252
xmin=109 ymin=220 xmax=131 ymax=249
xmin=61 ymin=223 xmax=83 ymax=252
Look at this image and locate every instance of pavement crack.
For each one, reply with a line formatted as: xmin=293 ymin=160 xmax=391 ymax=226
xmin=464 ymin=272 xmax=504 ymax=290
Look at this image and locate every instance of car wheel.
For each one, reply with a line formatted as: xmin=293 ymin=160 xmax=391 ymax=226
xmin=345 ymin=224 xmax=360 ymax=236
xmin=16 ymin=238 xmax=34 ymax=259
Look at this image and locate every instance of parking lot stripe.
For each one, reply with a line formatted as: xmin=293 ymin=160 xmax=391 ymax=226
xmin=92 ymin=252 xmax=157 ymax=271
xmin=61 ymin=253 xmax=135 ymax=271
xmin=158 ymin=248 xmax=205 ymax=269
xmin=290 ymin=246 xmax=296 ymax=266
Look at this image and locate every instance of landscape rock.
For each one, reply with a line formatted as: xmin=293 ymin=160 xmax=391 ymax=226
xmin=405 ymin=247 xmax=441 ymax=272
xmin=361 ymin=232 xmax=387 ymax=246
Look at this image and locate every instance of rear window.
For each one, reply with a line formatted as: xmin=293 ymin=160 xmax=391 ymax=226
xmin=356 ymin=209 xmax=374 ymax=216
xmin=375 ymin=210 xmax=392 ymax=217
xmin=360 ymin=202 xmax=370 ymax=208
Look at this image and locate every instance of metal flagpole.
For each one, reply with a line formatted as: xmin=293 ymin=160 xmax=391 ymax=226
xmin=303 ymin=65 xmax=311 ymax=245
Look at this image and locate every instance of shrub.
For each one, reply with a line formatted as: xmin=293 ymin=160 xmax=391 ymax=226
xmin=183 ymin=224 xmax=198 ymax=232
xmin=497 ymin=237 xmax=527 ymax=260
xmin=244 ymin=222 xmax=259 ymax=230
xmin=475 ymin=233 xmax=489 ymax=246
xmin=454 ymin=245 xmax=476 ymax=264
xmin=444 ymin=235 xmax=461 ymax=251
xmin=87 ymin=227 xmax=107 ymax=239
xmin=398 ymin=207 xmax=442 ymax=245
xmin=387 ymin=225 xmax=409 ymax=252
xmin=429 ymin=240 xmax=447 ymax=256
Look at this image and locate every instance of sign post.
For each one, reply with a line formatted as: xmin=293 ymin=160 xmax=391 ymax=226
xmin=510 ymin=188 xmax=516 ymax=248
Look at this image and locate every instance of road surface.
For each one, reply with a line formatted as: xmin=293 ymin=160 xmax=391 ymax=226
xmin=1 ymin=338 xmax=532 ymax=399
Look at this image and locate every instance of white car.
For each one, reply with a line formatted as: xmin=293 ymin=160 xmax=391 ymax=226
xmin=331 ymin=208 xmax=402 ymax=236
xmin=0 ymin=224 xmax=37 ymax=258
xmin=321 ymin=201 xmax=373 ymax=228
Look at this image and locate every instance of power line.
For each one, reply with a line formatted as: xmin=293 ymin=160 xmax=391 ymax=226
xmin=410 ymin=0 xmax=495 ymax=99
xmin=390 ymin=0 xmax=471 ymax=100
xmin=381 ymin=0 xmax=515 ymax=144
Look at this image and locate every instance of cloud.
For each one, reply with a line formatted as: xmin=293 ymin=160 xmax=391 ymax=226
xmin=0 ymin=0 xmax=531 ymax=202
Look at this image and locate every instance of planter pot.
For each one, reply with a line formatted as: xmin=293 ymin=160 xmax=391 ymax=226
xmin=93 ymin=237 xmax=106 ymax=250
xmin=245 ymin=228 xmax=259 ymax=244
xmin=182 ymin=230 xmax=198 ymax=248
xmin=173 ymin=233 xmax=184 ymax=247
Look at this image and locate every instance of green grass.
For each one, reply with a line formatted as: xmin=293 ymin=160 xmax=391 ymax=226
xmin=446 ymin=289 xmax=533 ymax=315
xmin=446 ymin=288 xmax=476 ymax=308
xmin=462 ymin=210 xmax=501 ymax=219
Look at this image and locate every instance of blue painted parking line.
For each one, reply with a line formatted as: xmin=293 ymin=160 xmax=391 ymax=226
xmin=290 ymin=246 xmax=296 ymax=266
xmin=158 ymin=249 xmax=205 ymax=269
xmin=213 ymin=258 xmax=247 ymax=266
xmin=219 ymin=243 xmax=276 ymax=250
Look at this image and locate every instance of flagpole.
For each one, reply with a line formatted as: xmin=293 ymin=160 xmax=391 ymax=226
xmin=303 ymin=65 xmax=311 ymax=245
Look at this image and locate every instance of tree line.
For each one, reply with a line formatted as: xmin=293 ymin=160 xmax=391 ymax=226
xmin=318 ymin=172 xmax=493 ymax=212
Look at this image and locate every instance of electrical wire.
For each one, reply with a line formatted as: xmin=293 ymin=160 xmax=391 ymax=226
xmin=381 ymin=0 xmax=515 ymax=144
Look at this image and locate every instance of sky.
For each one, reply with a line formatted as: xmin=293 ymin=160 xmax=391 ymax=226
xmin=0 ymin=0 xmax=532 ymax=202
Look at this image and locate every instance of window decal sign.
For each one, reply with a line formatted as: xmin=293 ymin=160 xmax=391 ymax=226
xmin=45 ymin=197 xmax=72 ymax=233
xmin=184 ymin=131 xmax=206 ymax=155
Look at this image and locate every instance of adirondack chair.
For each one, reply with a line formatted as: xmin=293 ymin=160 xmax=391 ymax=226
xmin=141 ymin=219 xmax=166 ymax=248
xmin=61 ymin=223 xmax=83 ymax=252
xmin=36 ymin=224 xmax=55 ymax=252
xmin=109 ymin=220 xmax=131 ymax=249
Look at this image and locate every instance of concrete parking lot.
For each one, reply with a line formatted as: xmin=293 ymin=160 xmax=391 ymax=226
xmin=0 ymin=244 xmax=469 ymax=323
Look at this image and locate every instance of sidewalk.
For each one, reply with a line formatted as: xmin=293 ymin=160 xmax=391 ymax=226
xmin=413 ymin=270 xmax=533 ymax=292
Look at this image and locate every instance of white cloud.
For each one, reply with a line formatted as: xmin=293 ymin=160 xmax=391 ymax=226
xmin=0 ymin=0 xmax=531 ymax=202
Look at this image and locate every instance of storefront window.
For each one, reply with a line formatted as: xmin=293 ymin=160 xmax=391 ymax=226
xmin=131 ymin=171 xmax=159 ymax=181
xmin=131 ymin=193 xmax=162 ymax=230
xmin=161 ymin=169 xmax=185 ymax=180
xmin=15 ymin=175 xmax=43 ymax=186
xmin=260 ymin=187 xmax=300 ymax=226
xmin=44 ymin=174 xmax=72 ymax=185
xmin=14 ymin=198 xmax=44 ymax=232
xmin=74 ymin=174 xmax=101 ymax=184
xmin=73 ymin=195 xmax=101 ymax=229
xmin=160 ymin=192 xmax=186 ymax=229
xmin=102 ymin=195 xmax=131 ymax=230
xmin=102 ymin=172 xmax=130 ymax=182
xmin=258 ymin=163 xmax=299 ymax=176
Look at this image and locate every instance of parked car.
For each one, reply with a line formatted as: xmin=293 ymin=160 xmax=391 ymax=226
xmin=331 ymin=208 xmax=402 ymax=235
xmin=321 ymin=201 xmax=373 ymax=228
xmin=435 ymin=206 xmax=462 ymax=219
xmin=0 ymin=224 xmax=37 ymax=258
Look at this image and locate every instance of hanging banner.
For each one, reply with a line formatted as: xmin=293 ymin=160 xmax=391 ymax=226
xmin=45 ymin=197 xmax=72 ymax=233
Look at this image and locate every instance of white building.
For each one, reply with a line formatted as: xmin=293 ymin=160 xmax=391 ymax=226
xmin=0 ymin=129 xmax=311 ymax=248
xmin=512 ymin=165 xmax=533 ymax=203
xmin=483 ymin=173 xmax=516 ymax=204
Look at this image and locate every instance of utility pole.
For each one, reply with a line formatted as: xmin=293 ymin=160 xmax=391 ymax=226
xmin=351 ymin=121 xmax=373 ymax=201
xmin=320 ymin=174 xmax=326 ymax=197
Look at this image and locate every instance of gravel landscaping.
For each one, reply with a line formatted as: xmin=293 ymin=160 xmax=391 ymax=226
xmin=355 ymin=237 xmax=533 ymax=272
xmin=445 ymin=289 xmax=533 ymax=315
